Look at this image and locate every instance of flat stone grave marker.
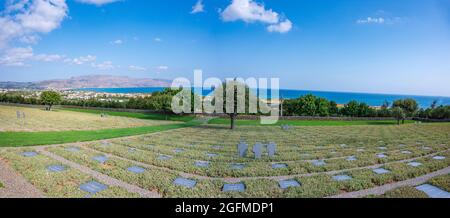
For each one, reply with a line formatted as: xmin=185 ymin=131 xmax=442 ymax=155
xmin=230 ymin=163 xmax=245 ymax=170
xmin=128 ymin=148 xmax=137 ymax=153
xmin=433 ymin=156 xmax=446 ymax=160
xmin=407 ymin=162 xmax=422 ymax=167
xmin=173 ymin=177 xmax=197 ymax=188
xmin=158 ymin=154 xmax=172 ymax=161
xmin=47 ymin=165 xmax=67 ymax=172
xmin=186 ymin=144 xmax=196 ymax=147
xmin=357 ymin=148 xmax=365 ymax=152
xmin=222 ymin=183 xmax=246 ymax=192
xmin=346 ymin=156 xmax=357 ymax=161
xmin=101 ymin=141 xmax=111 ymax=146
xmin=415 ymin=184 xmax=450 ymax=198
xmin=401 ymin=150 xmax=412 ymax=154
xmin=92 ymin=155 xmax=108 ymax=164
xmin=21 ymin=151 xmax=37 ymax=157
xmin=144 ymin=144 xmax=155 ymax=149
xmin=272 ymin=163 xmax=288 ymax=169
xmin=332 ymin=174 xmax=352 ymax=181
xmin=267 ymin=142 xmax=276 ymax=158
xmin=378 ymin=147 xmax=387 ymax=150
xmin=237 ymin=141 xmax=248 ymax=158
xmin=373 ymin=168 xmax=390 ymax=174
xmin=127 ymin=166 xmax=146 ymax=174
xmin=206 ymin=153 xmax=218 ymax=158
xmin=212 ymin=145 xmax=224 ymax=150
xmin=281 ymin=124 xmax=291 ymax=131
xmin=80 ymin=181 xmax=108 ymax=194
xmin=195 ymin=160 xmax=210 ymax=168
xmin=253 ymin=143 xmax=263 ymax=159
xmin=312 ymin=160 xmax=326 ymax=166
xmin=340 ymin=144 xmax=347 ymax=148
xmin=278 ymin=180 xmax=301 ymax=189
xmin=377 ymin=153 xmax=387 ymax=158
xmin=398 ymin=144 xmax=406 ymax=147
xmin=173 ymin=148 xmax=184 ymax=153
xmin=422 ymin=146 xmax=431 ymax=150
xmin=66 ymin=147 xmax=80 ymax=152
xmin=300 ymin=153 xmax=310 ymax=157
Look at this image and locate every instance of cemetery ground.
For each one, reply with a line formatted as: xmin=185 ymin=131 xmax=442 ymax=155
xmin=0 ymin=105 xmax=182 ymax=132
xmin=0 ymin=105 xmax=449 ymax=198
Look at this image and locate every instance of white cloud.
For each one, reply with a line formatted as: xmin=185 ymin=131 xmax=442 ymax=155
xmin=356 ymin=17 xmax=385 ymax=24
xmin=220 ymin=0 xmax=292 ymax=33
xmin=267 ymin=19 xmax=292 ymax=33
xmin=110 ymin=39 xmax=123 ymax=45
xmin=76 ymin=0 xmax=120 ymax=6
xmin=19 ymin=35 xmax=41 ymax=44
xmin=191 ymin=0 xmax=204 ymax=14
xmin=157 ymin=65 xmax=169 ymax=71
xmin=33 ymin=53 xmax=63 ymax=62
xmin=0 ymin=0 xmax=68 ymax=48
xmin=0 ymin=46 xmax=63 ymax=66
xmin=92 ymin=61 xmax=115 ymax=70
xmin=129 ymin=65 xmax=146 ymax=71
xmin=0 ymin=47 xmax=34 ymax=66
xmin=64 ymin=55 xmax=96 ymax=65
xmin=154 ymin=37 xmax=162 ymax=42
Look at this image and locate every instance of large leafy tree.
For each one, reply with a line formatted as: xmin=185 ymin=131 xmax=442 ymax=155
xmin=298 ymin=94 xmax=317 ymax=116
xmin=392 ymin=107 xmax=406 ymax=125
xmin=342 ymin=100 xmax=359 ymax=117
xmin=392 ymin=98 xmax=419 ymax=117
xmin=40 ymin=90 xmax=61 ymax=111
xmin=315 ymin=97 xmax=330 ymax=116
xmin=214 ymin=80 xmax=260 ymax=129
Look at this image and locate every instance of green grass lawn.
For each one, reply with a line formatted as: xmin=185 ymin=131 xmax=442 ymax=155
xmin=62 ymin=107 xmax=194 ymax=122
xmin=0 ymin=181 xmax=3 ymax=188
xmin=207 ymin=118 xmax=415 ymax=126
xmin=0 ymin=120 xmax=202 ymax=147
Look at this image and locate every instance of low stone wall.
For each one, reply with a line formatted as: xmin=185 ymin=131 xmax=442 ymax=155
xmin=413 ymin=118 xmax=450 ymax=123
xmin=60 ymin=105 xmax=157 ymax=113
xmin=200 ymin=113 xmax=399 ymax=121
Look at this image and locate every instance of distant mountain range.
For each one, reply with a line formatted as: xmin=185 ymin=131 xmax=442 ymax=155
xmin=0 ymin=75 xmax=171 ymax=90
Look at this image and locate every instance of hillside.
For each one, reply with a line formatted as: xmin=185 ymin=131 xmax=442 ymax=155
xmin=0 ymin=75 xmax=171 ymax=90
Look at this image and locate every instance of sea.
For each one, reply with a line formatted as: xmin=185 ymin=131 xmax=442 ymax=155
xmin=78 ymin=87 xmax=450 ymax=108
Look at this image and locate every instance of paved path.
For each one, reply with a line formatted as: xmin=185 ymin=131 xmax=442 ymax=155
xmin=328 ymin=166 xmax=450 ymax=198
xmin=0 ymin=159 xmax=44 ymax=198
xmin=36 ymin=147 xmax=161 ymax=198
xmin=83 ymin=145 xmax=449 ymax=183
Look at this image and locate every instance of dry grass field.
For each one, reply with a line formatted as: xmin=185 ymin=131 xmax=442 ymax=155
xmin=0 ymin=105 xmax=179 ymax=132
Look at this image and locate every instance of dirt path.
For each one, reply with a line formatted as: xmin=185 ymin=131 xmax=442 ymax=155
xmin=36 ymin=147 xmax=161 ymax=198
xmin=0 ymin=159 xmax=44 ymax=198
xmin=328 ymin=166 xmax=450 ymax=198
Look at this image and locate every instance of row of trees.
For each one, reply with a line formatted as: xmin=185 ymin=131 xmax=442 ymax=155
xmin=282 ymin=94 xmax=400 ymax=118
xmin=1 ymin=90 xmax=449 ymax=123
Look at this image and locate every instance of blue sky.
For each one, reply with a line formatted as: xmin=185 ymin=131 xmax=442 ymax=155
xmin=0 ymin=0 xmax=449 ymax=96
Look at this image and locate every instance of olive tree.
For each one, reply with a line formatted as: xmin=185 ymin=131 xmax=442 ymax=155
xmin=40 ymin=90 xmax=61 ymax=111
xmin=392 ymin=107 xmax=406 ymax=125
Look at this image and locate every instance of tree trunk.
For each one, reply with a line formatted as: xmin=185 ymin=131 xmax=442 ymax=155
xmin=402 ymin=119 xmax=405 ymax=124
xmin=230 ymin=113 xmax=236 ymax=130
xmin=397 ymin=119 xmax=400 ymax=125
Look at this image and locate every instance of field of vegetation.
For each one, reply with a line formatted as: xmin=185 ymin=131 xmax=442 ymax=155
xmin=0 ymin=105 xmax=180 ymax=132
xmin=0 ymin=114 xmax=448 ymax=197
